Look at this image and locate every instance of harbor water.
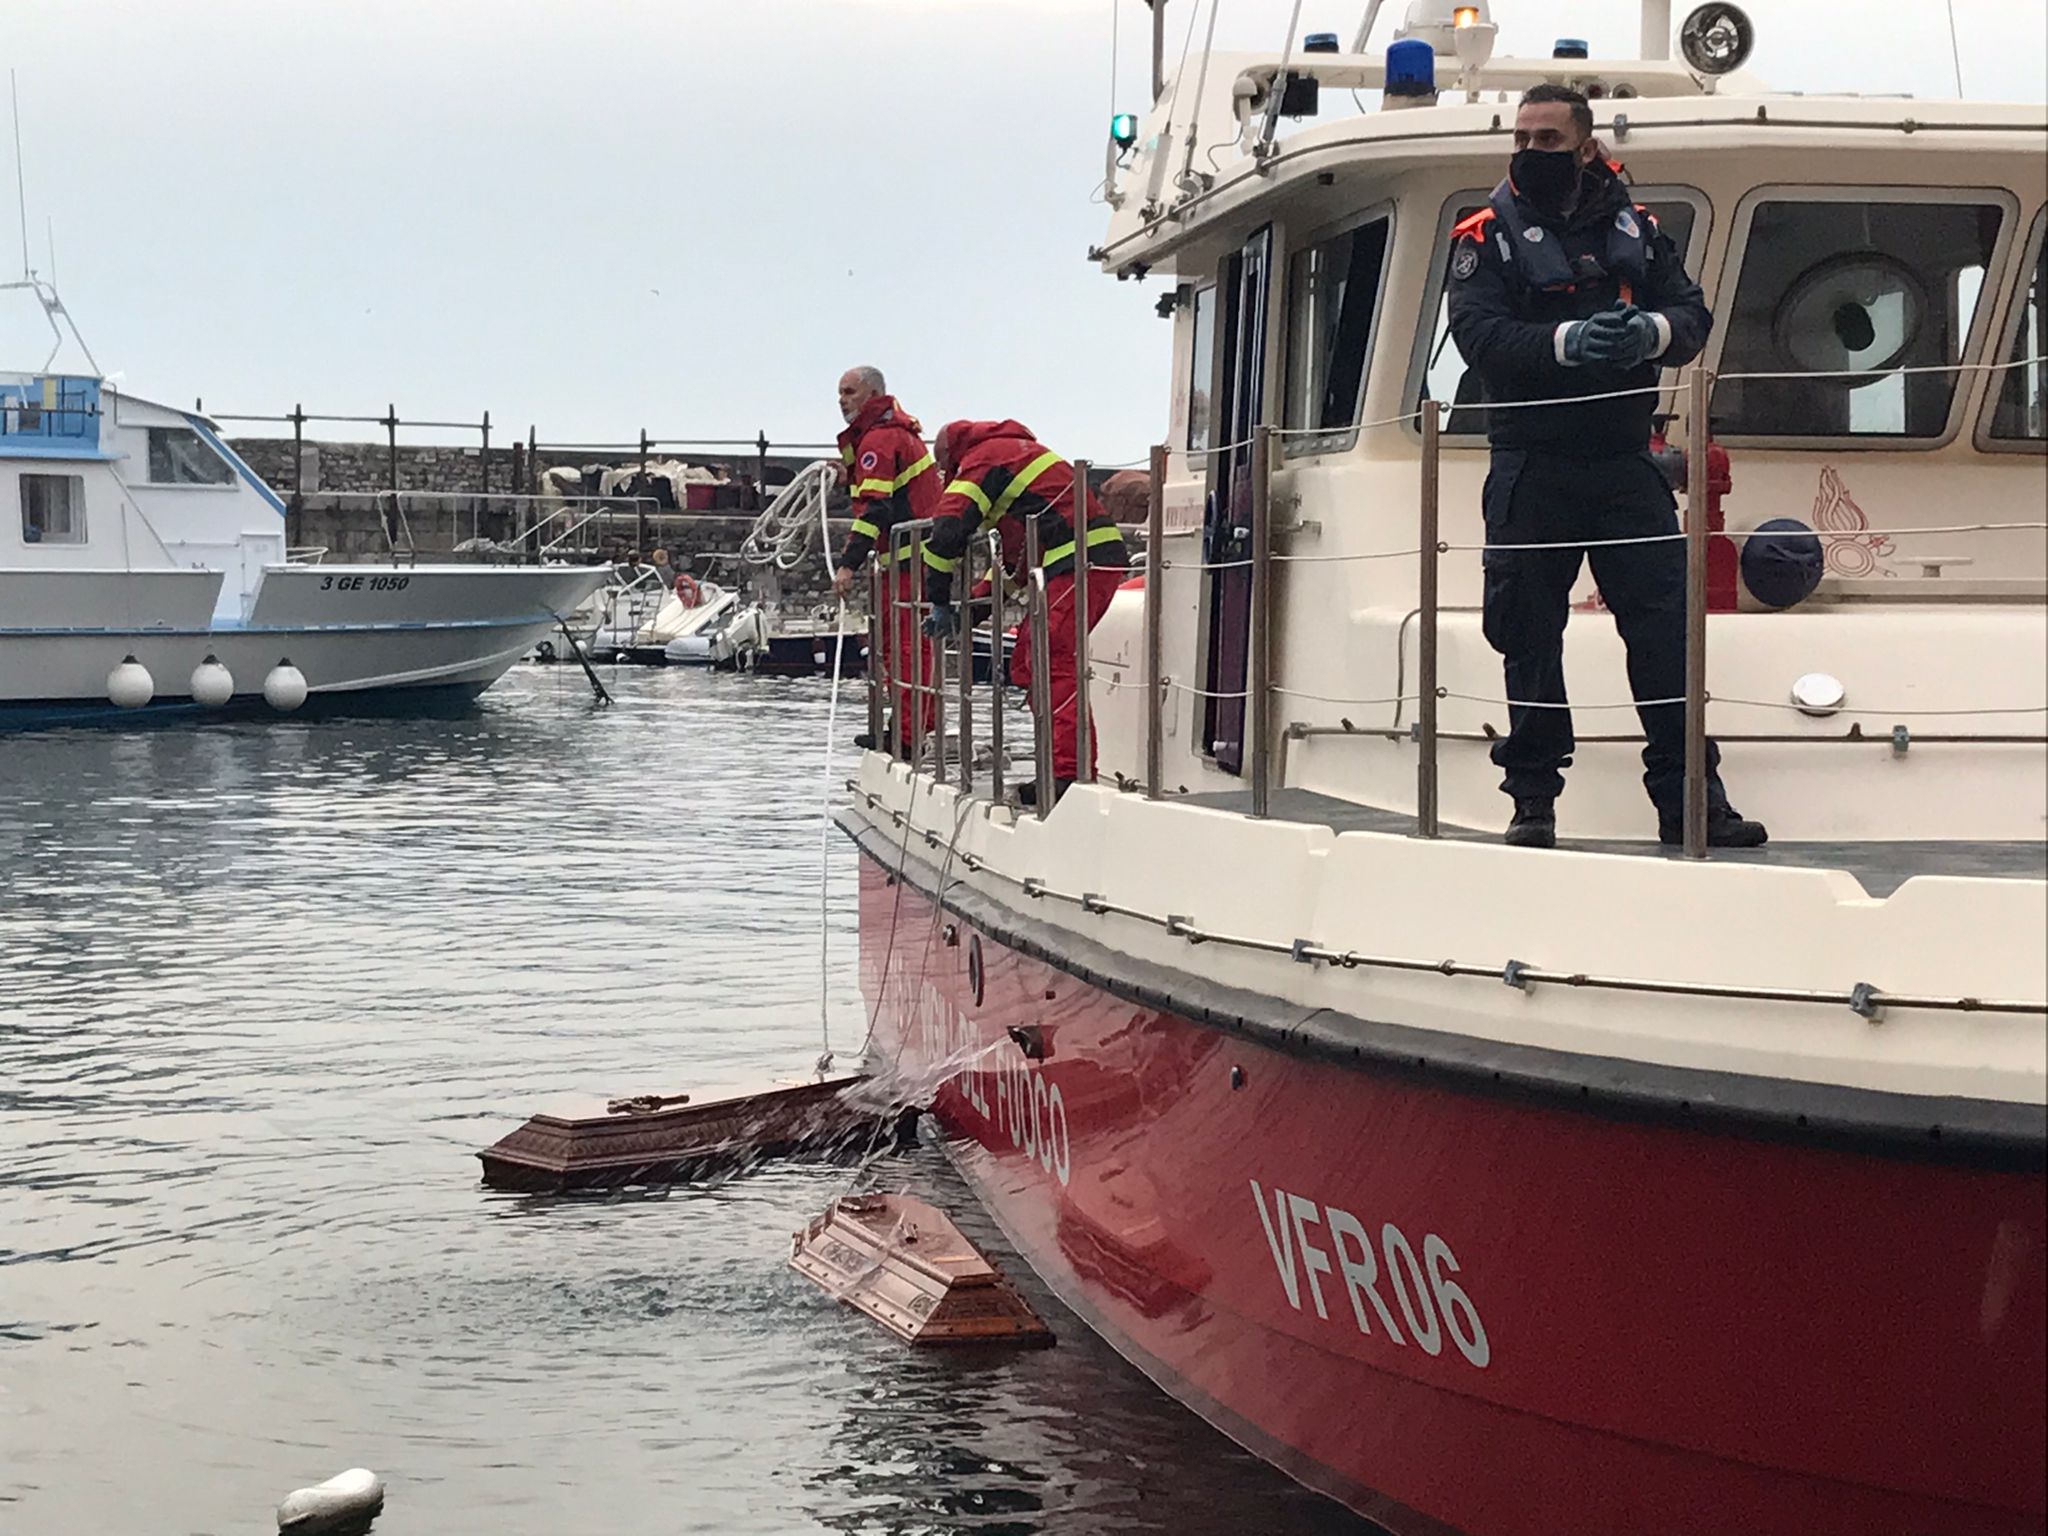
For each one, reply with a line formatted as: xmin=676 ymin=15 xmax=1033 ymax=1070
xmin=0 ymin=666 xmax=1369 ymax=1536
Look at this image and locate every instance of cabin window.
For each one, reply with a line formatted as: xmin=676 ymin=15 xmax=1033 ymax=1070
xmin=147 ymin=426 xmax=236 ymax=485
xmin=1716 ymin=197 xmax=2004 ymax=440
xmin=1987 ymin=211 xmax=2047 ymax=443
xmin=1187 ymin=283 xmax=1217 ymax=452
xmin=1417 ymin=194 xmax=1701 ymax=436
xmin=20 ymin=473 xmax=86 ymax=544
xmin=1282 ymin=211 xmax=1393 ymax=449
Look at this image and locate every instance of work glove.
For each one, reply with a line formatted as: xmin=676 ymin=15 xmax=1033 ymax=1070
xmin=1578 ymin=305 xmax=1660 ymax=368
xmin=1572 ymin=306 xmax=1637 ymax=365
xmin=921 ymin=602 xmax=960 ymax=638
xmin=1601 ymin=306 xmax=1660 ymax=368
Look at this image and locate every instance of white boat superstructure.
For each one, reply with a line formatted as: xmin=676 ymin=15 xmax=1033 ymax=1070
xmin=1079 ymin=17 xmax=2048 ymax=841
xmin=0 ymin=347 xmax=607 ymax=726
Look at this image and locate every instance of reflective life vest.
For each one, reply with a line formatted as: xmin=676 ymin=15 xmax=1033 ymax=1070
xmin=1482 ymin=178 xmax=1651 ymax=299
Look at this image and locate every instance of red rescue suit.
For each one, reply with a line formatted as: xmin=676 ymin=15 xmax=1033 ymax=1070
xmin=924 ymin=420 xmax=1126 ymax=782
xmin=835 ymin=394 xmax=940 ymax=733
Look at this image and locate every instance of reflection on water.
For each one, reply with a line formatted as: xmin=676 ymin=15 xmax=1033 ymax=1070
xmin=0 ymin=667 xmax=1367 ymax=1535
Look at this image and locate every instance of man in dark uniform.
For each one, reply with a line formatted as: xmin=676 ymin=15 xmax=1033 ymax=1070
xmin=1448 ymin=83 xmax=1765 ymax=850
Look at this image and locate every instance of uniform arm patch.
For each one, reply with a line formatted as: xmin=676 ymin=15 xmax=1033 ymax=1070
xmin=1452 ymin=244 xmax=1480 ymax=281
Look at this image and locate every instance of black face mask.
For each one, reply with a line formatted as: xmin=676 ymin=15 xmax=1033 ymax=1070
xmin=1511 ymin=148 xmax=1584 ymax=215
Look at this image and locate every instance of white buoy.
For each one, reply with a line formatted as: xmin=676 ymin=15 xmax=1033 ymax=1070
xmin=189 ymin=654 xmax=235 ymax=709
xmin=263 ymin=659 xmax=309 ymax=713
xmin=276 ymin=1467 xmax=385 ymax=1534
xmin=107 ymin=655 xmax=154 ymax=710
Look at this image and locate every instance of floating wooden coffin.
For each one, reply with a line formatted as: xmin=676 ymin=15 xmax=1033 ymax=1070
xmin=790 ymin=1192 xmax=1053 ymax=1346
xmin=477 ymin=1075 xmax=910 ymax=1193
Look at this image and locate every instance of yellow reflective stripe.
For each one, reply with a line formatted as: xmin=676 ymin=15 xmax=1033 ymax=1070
xmin=946 ymin=478 xmax=993 ymax=518
xmin=840 ymin=443 xmax=854 ymax=463
xmin=891 ymin=451 xmax=934 ymax=490
xmin=852 ymin=478 xmax=895 ymax=497
xmin=990 ymin=450 xmax=1063 ymax=523
xmin=849 ymin=517 xmax=880 ymax=538
xmin=1039 ymin=524 xmax=1123 ymax=567
xmin=921 ymin=544 xmax=958 ymax=572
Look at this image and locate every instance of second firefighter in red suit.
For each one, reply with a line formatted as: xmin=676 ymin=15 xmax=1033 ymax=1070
xmin=922 ymin=420 xmax=1126 ymax=803
xmin=830 ymin=366 xmax=939 ymax=743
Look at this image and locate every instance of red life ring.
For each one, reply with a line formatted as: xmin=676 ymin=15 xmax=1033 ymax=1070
xmin=673 ymin=573 xmax=701 ymax=607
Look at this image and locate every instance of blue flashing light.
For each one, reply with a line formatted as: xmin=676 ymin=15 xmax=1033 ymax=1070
xmin=1109 ymin=112 xmax=1139 ymax=149
xmin=1552 ymin=38 xmax=1590 ymax=59
xmin=1384 ymin=38 xmax=1436 ymax=97
xmin=1302 ymin=32 xmax=1340 ymax=54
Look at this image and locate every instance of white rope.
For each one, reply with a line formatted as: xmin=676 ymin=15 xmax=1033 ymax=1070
xmin=1163 ymin=677 xmax=1249 ymax=699
xmin=1712 ymin=697 xmax=2048 ymax=718
xmin=1449 ymin=521 xmax=2048 ymax=555
xmin=742 ymin=458 xmax=840 ymax=571
xmin=1445 ymin=691 xmax=1683 ymax=711
xmin=1269 ymin=686 xmax=1414 ymax=705
xmin=815 ymin=478 xmax=850 ymax=1075
xmin=1446 ymin=691 xmax=2047 ymax=718
xmin=1717 ymin=354 xmax=2047 ymax=385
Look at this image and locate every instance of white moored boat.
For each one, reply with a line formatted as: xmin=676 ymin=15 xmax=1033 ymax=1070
xmin=840 ymin=3 xmax=2047 ymax=1531
xmin=1 ymin=306 xmax=607 ymax=729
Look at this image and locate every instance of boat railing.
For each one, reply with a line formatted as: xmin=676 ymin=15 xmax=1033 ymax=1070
xmin=867 ymin=353 xmax=2047 ymax=860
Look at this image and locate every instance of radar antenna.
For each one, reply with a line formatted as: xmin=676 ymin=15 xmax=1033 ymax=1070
xmin=4 ymin=70 xmax=103 ymax=377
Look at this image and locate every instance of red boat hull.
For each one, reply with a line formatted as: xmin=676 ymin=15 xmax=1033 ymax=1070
xmin=857 ymin=855 xmax=2047 ymax=1535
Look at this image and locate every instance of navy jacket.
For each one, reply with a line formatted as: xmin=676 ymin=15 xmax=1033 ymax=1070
xmin=1446 ymin=161 xmax=1710 ymax=455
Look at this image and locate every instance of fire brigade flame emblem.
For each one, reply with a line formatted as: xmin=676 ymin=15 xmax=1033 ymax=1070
xmin=1452 ymin=245 xmax=1480 ymax=281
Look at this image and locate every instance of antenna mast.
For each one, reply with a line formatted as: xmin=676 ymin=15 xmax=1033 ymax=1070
xmin=10 ymin=71 xmax=28 ymax=280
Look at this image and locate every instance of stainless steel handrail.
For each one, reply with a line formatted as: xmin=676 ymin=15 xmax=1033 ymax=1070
xmin=1073 ymin=459 xmax=1094 ymax=785
xmin=1681 ymin=369 xmax=1714 ymax=859
xmin=1025 ymin=518 xmax=1055 ymax=816
xmin=1144 ymin=443 xmax=1167 ymax=801
xmin=988 ymin=530 xmax=1009 ymax=803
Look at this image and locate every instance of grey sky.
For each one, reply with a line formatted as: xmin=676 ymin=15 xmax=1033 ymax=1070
xmin=5 ymin=1 xmax=2043 ymax=465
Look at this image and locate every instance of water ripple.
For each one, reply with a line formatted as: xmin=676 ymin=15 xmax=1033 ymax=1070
xmin=0 ymin=666 xmax=1368 ymax=1535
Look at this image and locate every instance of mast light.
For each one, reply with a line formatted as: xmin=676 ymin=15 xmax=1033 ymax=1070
xmin=1110 ymin=112 xmax=1139 ymax=150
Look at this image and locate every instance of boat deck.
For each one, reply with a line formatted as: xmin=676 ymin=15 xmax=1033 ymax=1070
xmin=1177 ymin=788 xmax=2047 ymax=899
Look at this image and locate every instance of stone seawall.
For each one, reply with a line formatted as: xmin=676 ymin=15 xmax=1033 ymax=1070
xmin=225 ymin=435 xmax=853 ymax=607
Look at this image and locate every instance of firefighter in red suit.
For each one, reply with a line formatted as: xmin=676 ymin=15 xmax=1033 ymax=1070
xmin=921 ymin=420 xmax=1126 ymax=805
xmin=830 ymin=366 xmax=939 ymax=746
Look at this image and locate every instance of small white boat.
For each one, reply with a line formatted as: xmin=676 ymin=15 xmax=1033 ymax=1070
xmin=1 ymin=308 xmax=607 ymax=729
xmin=586 ymin=577 xmax=751 ymax=664
xmin=662 ymin=597 xmax=768 ymax=668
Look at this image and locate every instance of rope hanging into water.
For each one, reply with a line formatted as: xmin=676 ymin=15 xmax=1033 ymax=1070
xmin=817 ymin=471 xmax=845 ymax=1074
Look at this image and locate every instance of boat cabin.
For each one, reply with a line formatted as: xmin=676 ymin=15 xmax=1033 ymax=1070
xmin=3 ymin=369 xmax=289 ymax=623
xmin=1088 ymin=0 xmax=2046 ymax=841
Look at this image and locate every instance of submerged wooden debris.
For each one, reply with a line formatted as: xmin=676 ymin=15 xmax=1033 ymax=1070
xmin=477 ymin=1075 xmax=914 ymax=1193
xmin=790 ymin=1192 xmax=1053 ymax=1346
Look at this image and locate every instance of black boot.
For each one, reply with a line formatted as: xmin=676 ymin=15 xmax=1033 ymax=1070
xmin=1504 ymin=797 xmax=1557 ymax=849
xmin=1660 ymin=806 xmax=1769 ymax=848
xmin=1016 ymin=778 xmax=1076 ymax=809
xmin=854 ymin=731 xmax=877 ymax=750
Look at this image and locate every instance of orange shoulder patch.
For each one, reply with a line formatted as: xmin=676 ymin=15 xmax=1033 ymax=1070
xmin=1450 ymin=208 xmax=1495 ymax=242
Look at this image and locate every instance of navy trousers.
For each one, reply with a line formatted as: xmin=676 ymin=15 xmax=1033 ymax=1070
xmin=1479 ymin=448 xmax=1727 ymax=818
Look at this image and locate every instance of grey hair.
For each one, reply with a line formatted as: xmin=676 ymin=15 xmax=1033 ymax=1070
xmin=846 ymin=364 xmax=886 ymax=394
